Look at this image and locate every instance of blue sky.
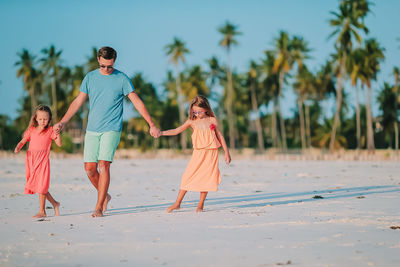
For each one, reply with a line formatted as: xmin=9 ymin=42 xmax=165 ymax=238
xmin=1 ymin=0 xmax=399 ymax=121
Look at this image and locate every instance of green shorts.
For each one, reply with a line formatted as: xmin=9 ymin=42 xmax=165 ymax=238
xmin=84 ymin=131 xmax=121 ymax=163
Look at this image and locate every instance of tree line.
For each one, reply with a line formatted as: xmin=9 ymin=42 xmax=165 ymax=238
xmin=1 ymin=0 xmax=399 ymax=153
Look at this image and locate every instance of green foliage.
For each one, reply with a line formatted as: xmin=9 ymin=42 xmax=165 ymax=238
xmin=4 ymin=5 xmax=398 ymax=152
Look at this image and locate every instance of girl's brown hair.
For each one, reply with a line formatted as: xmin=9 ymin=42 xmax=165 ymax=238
xmin=28 ymin=105 xmax=52 ymax=130
xmin=189 ymin=95 xmax=215 ymax=120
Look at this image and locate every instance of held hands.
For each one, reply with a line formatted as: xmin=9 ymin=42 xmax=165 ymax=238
xmin=53 ymin=122 xmax=65 ymax=134
xmin=149 ymin=125 xmax=161 ymax=138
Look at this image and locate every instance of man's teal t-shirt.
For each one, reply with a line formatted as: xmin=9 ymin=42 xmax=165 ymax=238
xmin=80 ymin=69 xmax=134 ymax=132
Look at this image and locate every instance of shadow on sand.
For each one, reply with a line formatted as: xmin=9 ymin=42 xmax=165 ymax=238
xmin=101 ymin=185 xmax=400 ymax=216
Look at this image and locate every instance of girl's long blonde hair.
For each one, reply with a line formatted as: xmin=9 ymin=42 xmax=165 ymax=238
xmin=26 ymin=105 xmax=53 ymax=132
xmin=188 ymin=95 xmax=215 ymax=120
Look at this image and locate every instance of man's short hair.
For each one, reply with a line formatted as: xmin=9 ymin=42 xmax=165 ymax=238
xmin=97 ymin=46 xmax=117 ymax=60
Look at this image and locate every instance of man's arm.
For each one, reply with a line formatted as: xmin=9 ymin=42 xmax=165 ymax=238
xmin=127 ymin=91 xmax=161 ymax=138
xmin=54 ymin=92 xmax=88 ymax=133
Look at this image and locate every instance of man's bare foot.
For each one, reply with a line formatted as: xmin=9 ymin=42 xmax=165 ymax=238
xmin=102 ymin=194 xmax=111 ymax=213
xmin=166 ymin=204 xmax=180 ymax=213
xmin=91 ymin=210 xmax=103 ymax=217
xmin=33 ymin=212 xmax=46 ymax=218
xmin=53 ymin=202 xmax=60 ymax=216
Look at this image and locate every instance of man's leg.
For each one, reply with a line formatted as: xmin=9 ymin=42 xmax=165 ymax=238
xmin=84 ymin=162 xmax=99 ymax=188
xmin=92 ymin=160 xmax=111 ymax=217
xmin=84 ymin=162 xmax=111 ymax=216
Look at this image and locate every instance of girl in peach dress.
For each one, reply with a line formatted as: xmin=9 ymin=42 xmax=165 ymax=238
xmin=14 ymin=105 xmax=62 ymax=218
xmin=161 ymin=95 xmax=231 ymax=212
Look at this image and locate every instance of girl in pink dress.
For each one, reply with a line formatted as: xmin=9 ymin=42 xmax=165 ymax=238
xmin=14 ymin=105 xmax=62 ymax=218
xmin=161 ymin=95 xmax=231 ymax=212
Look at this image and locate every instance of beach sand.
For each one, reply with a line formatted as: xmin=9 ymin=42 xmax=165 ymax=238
xmin=0 ymin=156 xmax=399 ymax=266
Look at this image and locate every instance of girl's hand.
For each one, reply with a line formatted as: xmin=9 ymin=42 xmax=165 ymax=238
xmin=14 ymin=144 xmax=21 ymax=153
xmin=225 ymin=153 xmax=231 ymax=165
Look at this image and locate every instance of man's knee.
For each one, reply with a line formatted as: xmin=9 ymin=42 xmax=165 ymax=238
xmin=84 ymin=163 xmax=98 ymax=177
xmin=98 ymin=161 xmax=111 ymax=174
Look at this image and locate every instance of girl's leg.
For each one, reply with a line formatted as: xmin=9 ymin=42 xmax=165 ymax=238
xmin=33 ymin=194 xmax=47 ymax=218
xmin=45 ymin=192 xmax=60 ymax=216
xmin=196 ymin=192 xmax=208 ymax=212
xmin=166 ymin=189 xmax=187 ymax=213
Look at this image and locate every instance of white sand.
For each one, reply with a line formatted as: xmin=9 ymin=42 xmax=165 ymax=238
xmin=0 ymin=156 xmax=399 ymax=266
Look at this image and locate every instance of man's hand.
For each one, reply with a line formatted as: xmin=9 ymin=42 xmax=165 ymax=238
xmin=53 ymin=122 xmax=65 ymax=134
xmin=150 ymin=125 xmax=161 ymax=138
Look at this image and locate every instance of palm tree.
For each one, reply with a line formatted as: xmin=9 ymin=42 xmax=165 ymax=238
xmin=272 ymin=31 xmax=292 ymax=150
xmin=41 ymin=45 xmax=62 ymax=120
xmin=393 ymin=67 xmax=400 ymax=151
xmin=293 ymin=66 xmax=315 ymax=150
xmin=15 ymin=49 xmax=39 ymax=115
xmin=87 ymin=47 xmax=98 ymax=72
xmin=348 ymin=48 xmax=365 ymax=150
xmin=165 ymin=37 xmax=190 ymax=151
xmin=291 ymin=35 xmax=312 ymax=150
xmin=378 ymin=83 xmax=397 ymax=148
xmin=130 ymin=73 xmax=163 ymax=150
xmin=247 ymin=60 xmax=264 ymax=152
xmin=206 ymin=56 xmax=225 ymax=132
xmin=218 ymin=21 xmax=241 ymax=149
xmin=362 ymin=38 xmax=385 ymax=153
xmin=328 ymin=0 xmax=369 ymax=152
xmin=262 ymin=50 xmax=281 ymax=148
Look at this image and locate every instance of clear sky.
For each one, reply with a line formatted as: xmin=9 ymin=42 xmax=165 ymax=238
xmin=1 ymin=0 xmax=399 ymax=121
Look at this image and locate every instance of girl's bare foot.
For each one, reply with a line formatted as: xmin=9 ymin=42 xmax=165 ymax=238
xmin=166 ymin=204 xmax=180 ymax=213
xmin=33 ymin=212 xmax=46 ymax=218
xmin=53 ymin=201 xmax=60 ymax=216
xmin=102 ymin=194 xmax=111 ymax=213
xmin=196 ymin=205 xmax=204 ymax=212
xmin=91 ymin=210 xmax=103 ymax=217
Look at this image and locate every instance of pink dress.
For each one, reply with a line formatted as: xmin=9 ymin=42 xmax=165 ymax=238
xmin=180 ymin=118 xmax=221 ymax=192
xmin=23 ymin=126 xmax=57 ymax=194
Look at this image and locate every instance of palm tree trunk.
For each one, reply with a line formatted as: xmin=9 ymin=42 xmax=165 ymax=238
xmin=175 ymin=69 xmax=187 ymax=152
xmin=30 ymin=85 xmax=37 ymax=116
xmin=51 ymin=76 xmax=58 ymax=121
xmin=366 ymin=85 xmax=375 ymax=153
xmin=394 ymin=82 xmax=399 ymax=151
xmin=226 ymin=51 xmax=235 ymax=149
xmin=250 ymin=80 xmax=264 ymax=152
xmin=298 ymin=98 xmax=306 ymax=151
xmin=329 ymin=56 xmax=346 ymax=152
xmin=394 ymin=121 xmax=398 ymax=151
xmin=355 ymin=84 xmax=361 ymax=150
xmin=305 ymin=103 xmax=311 ymax=148
xmin=278 ymin=71 xmax=287 ymax=150
xmin=272 ymin=97 xmax=281 ymax=148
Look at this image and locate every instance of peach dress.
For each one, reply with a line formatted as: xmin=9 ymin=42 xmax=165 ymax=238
xmin=180 ymin=118 xmax=221 ymax=192
xmin=23 ymin=126 xmax=57 ymax=194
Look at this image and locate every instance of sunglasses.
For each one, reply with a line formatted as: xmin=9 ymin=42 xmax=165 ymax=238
xmin=99 ymin=64 xmax=114 ymax=70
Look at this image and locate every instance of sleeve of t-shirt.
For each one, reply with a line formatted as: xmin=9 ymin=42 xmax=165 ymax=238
xmin=122 ymin=74 xmax=135 ymax=96
xmin=80 ymin=74 xmax=89 ymax=94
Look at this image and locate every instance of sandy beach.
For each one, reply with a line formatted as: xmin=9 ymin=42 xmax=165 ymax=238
xmin=1 ymin=155 xmax=399 ymax=266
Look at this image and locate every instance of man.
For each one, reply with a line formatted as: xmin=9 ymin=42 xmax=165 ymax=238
xmin=54 ymin=46 xmax=160 ymax=217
